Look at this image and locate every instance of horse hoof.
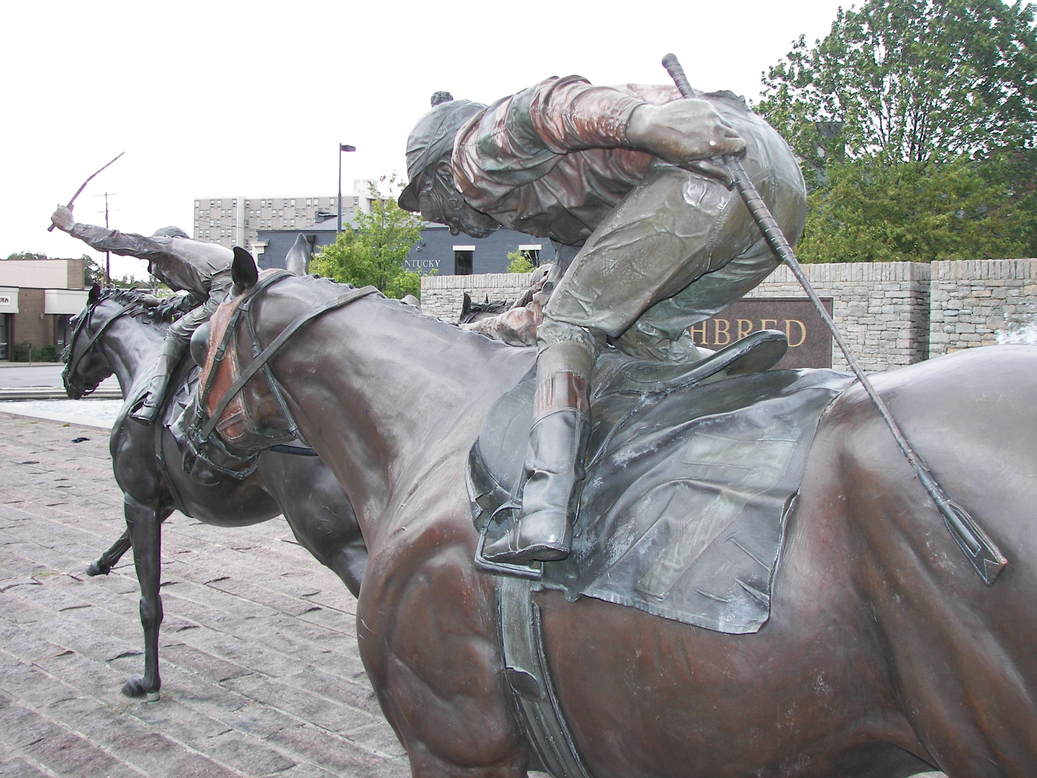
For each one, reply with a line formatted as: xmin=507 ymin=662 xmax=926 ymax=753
xmin=121 ymin=676 xmax=158 ymax=700
xmin=86 ymin=562 xmax=109 ymax=577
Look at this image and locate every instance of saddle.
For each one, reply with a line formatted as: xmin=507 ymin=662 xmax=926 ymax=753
xmin=468 ymin=331 xmax=852 ymax=634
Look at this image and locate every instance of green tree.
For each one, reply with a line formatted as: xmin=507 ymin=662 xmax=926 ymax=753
xmin=311 ymin=177 xmax=424 ymax=298
xmin=757 ymin=0 xmax=1036 ymax=171
xmin=505 ymin=250 xmax=536 ymax=273
xmin=756 ymin=0 xmax=1036 ymax=261
xmin=797 ymin=154 xmax=1036 ymax=262
xmin=5 ymin=252 xmax=49 ymax=260
xmin=81 ymin=254 xmax=105 ymax=286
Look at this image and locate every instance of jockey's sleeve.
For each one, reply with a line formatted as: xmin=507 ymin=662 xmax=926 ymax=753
xmin=529 ymin=75 xmax=647 ymax=152
xmin=68 ymin=223 xmax=166 ymax=261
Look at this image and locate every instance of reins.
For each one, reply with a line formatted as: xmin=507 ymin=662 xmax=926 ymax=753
xmin=195 ymin=272 xmax=379 ymax=444
xmin=64 ymin=298 xmax=138 ymax=392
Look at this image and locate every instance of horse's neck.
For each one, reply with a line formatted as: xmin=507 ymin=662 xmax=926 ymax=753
xmin=274 ymin=292 xmax=533 ymax=537
xmin=103 ymin=313 xmax=168 ymax=395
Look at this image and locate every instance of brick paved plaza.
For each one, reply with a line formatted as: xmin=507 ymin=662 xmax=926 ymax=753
xmin=0 ymin=411 xmax=408 ymax=777
xmin=0 ymin=409 xmax=950 ymax=778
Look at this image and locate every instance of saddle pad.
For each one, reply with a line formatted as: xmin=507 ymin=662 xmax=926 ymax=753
xmin=470 ymin=361 xmax=852 ymax=634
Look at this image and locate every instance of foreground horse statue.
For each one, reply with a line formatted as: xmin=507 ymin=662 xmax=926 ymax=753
xmin=185 ymin=251 xmax=1037 ymax=777
xmin=62 ymin=285 xmax=367 ymax=700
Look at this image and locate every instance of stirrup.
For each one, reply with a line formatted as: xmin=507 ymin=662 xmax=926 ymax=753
xmin=474 ymin=501 xmax=544 ymax=581
xmin=129 ymin=393 xmax=159 ymax=424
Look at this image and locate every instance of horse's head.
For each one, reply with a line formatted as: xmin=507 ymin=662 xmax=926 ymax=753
xmin=185 ymin=248 xmax=380 ymax=474
xmin=62 ymin=284 xmax=110 ymax=398
xmin=63 ymin=284 xmax=185 ymax=399
xmin=185 ymin=249 xmax=307 ymax=470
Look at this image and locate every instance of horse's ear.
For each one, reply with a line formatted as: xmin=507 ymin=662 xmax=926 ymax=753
xmin=232 ymin=247 xmax=258 ymax=291
xmin=87 ymin=283 xmax=101 ymax=305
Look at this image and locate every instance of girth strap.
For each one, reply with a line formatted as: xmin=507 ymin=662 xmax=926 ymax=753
xmin=198 ymin=283 xmax=379 ymax=441
xmin=498 ymin=577 xmax=593 ymax=778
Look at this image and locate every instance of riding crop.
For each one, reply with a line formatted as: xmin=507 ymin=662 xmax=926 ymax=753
xmin=48 ymin=151 xmax=125 ymax=232
xmin=661 ymin=52 xmax=1006 ymax=584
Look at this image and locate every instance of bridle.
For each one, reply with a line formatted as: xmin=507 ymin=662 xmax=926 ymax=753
xmin=63 ymin=294 xmax=137 ymax=395
xmin=188 ymin=269 xmax=379 ymax=470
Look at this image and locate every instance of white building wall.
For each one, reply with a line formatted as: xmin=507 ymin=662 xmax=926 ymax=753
xmin=0 ymin=260 xmax=76 ymax=289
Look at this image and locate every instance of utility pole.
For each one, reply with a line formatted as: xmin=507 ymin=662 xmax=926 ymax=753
xmin=103 ymin=192 xmax=112 ymax=284
xmin=91 ymin=191 xmax=117 ymax=284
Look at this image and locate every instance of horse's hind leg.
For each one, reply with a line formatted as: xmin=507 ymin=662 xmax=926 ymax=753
xmin=86 ymin=530 xmax=131 ymax=576
xmin=121 ymin=495 xmax=172 ymax=701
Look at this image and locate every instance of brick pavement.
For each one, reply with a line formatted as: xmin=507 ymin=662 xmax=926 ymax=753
xmin=0 ymin=411 xmax=408 ymax=777
xmin=0 ymin=410 xmax=950 ymax=778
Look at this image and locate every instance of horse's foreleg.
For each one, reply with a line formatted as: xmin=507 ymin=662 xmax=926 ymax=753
xmin=121 ymin=495 xmax=171 ymax=702
xmin=86 ymin=530 xmax=132 ymax=576
xmin=278 ymin=471 xmax=368 ymax=599
xmin=88 ymin=512 xmax=174 ymax=576
xmin=328 ymin=541 xmax=367 ymax=598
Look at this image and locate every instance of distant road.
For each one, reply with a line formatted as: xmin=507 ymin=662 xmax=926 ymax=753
xmin=0 ymin=364 xmax=67 ymax=388
xmin=0 ymin=363 xmax=119 ymax=400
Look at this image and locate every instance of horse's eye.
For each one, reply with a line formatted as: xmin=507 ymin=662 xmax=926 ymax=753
xmin=190 ymin=321 xmax=211 ymax=367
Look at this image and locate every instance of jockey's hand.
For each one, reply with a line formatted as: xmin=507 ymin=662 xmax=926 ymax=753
xmin=51 ymin=204 xmax=75 ymax=233
xmin=627 ymin=100 xmax=744 ymax=186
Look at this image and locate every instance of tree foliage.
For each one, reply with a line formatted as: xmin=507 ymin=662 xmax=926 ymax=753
xmin=505 ymin=250 xmax=536 ymax=273
xmin=757 ymin=0 xmax=1036 ymax=169
xmin=81 ymin=254 xmax=105 ymax=286
xmin=311 ymin=177 xmax=424 ymax=299
xmin=797 ymin=153 xmax=1036 ymax=262
xmin=5 ymin=252 xmax=49 ymax=260
xmin=756 ymin=0 xmax=1036 ymax=262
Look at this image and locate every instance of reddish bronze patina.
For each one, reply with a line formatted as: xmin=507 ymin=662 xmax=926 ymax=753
xmin=190 ymin=254 xmax=1037 ymax=778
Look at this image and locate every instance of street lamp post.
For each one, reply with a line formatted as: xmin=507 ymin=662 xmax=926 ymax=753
xmin=337 ymin=143 xmax=356 ymax=234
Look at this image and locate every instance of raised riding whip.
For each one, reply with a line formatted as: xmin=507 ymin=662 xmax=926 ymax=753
xmin=48 ymin=151 xmax=125 ymax=231
xmin=661 ymin=52 xmax=1006 ymax=584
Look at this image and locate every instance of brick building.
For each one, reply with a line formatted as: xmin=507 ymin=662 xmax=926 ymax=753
xmin=0 ymin=259 xmax=89 ymax=361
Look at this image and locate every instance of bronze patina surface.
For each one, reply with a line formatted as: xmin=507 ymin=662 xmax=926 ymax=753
xmin=187 ymin=254 xmax=1037 ymax=777
xmin=62 ymin=286 xmax=366 ymax=701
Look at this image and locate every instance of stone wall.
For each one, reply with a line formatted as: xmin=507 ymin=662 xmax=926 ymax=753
xmin=929 ymin=259 xmax=1037 ymax=356
xmin=744 ymin=262 xmax=931 ymax=372
xmin=421 ymin=259 xmax=1036 ymax=368
xmin=420 ymin=272 xmax=538 ymax=322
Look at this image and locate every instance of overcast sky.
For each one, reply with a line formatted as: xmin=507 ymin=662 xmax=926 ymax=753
xmin=2 ymin=0 xmax=850 ymax=279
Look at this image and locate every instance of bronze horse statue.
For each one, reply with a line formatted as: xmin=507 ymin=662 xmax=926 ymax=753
xmin=62 ymin=285 xmax=366 ymax=700
xmin=187 ymin=253 xmax=1037 ymax=777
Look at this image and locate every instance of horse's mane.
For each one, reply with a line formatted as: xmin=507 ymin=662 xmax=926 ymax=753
xmin=62 ymin=286 xmax=194 ymax=364
xmin=105 ymin=287 xmax=194 ymax=323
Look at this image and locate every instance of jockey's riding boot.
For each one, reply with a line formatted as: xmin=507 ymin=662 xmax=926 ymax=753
xmin=130 ymin=338 xmax=186 ymax=424
xmin=484 ymin=342 xmax=592 ymax=564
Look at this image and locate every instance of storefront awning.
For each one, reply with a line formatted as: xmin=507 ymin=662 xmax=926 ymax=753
xmin=0 ymin=287 xmax=18 ymax=313
xmin=44 ymin=289 xmax=89 ymax=315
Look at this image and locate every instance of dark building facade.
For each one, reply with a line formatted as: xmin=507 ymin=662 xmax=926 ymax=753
xmin=404 ymin=224 xmax=556 ymax=275
xmin=255 ymin=218 xmax=556 ymax=276
xmin=253 ymin=215 xmax=344 ymax=272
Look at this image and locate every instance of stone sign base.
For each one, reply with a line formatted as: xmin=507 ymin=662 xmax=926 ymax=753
xmin=421 ymin=259 xmax=1037 ymax=371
